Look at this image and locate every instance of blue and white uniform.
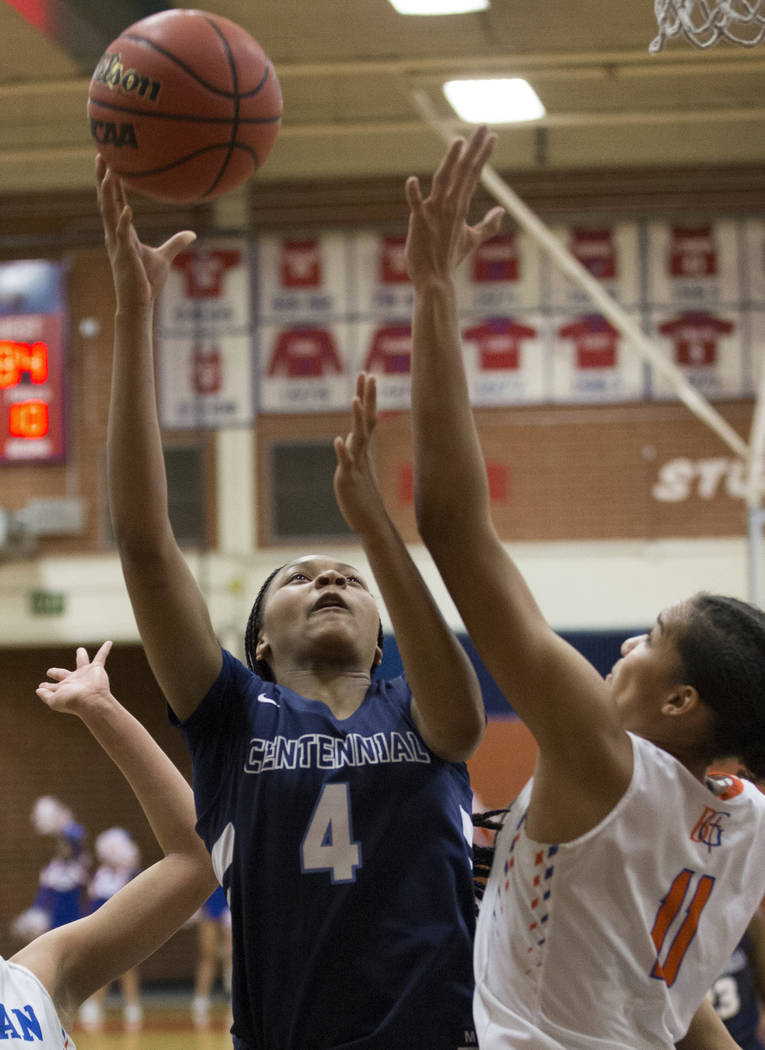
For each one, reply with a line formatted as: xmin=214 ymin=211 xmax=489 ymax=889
xmin=0 ymin=957 xmax=75 ymax=1048
xmin=176 ymin=648 xmax=477 ymax=1050
xmin=34 ymin=858 xmax=88 ymax=929
xmin=88 ymin=865 xmax=137 ymax=911
xmin=201 ymin=885 xmax=230 ymax=923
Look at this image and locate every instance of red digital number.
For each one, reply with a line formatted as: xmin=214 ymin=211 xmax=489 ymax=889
xmin=9 ymin=399 xmax=49 ymax=438
xmin=0 ymin=340 xmax=49 ymax=388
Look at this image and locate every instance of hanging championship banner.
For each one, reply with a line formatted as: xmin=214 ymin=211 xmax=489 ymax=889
xmin=645 ymin=220 xmax=740 ymax=307
xmin=550 ymin=312 xmax=646 ymax=403
xmin=353 ymin=232 xmax=414 ymax=316
xmin=258 ymin=321 xmax=354 ymax=413
xmin=0 ymin=260 xmax=66 ymax=463
xmin=456 ymin=231 xmax=541 ymax=314
xmin=256 ymin=233 xmax=353 ymax=412
xmin=649 ymin=309 xmax=748 ymax=400
xmin=257 ymin=232 xmax=347 ymax=318
xmin=744 ymin=219 xmax=765 ymax=302
xmin=187 ymin=217 xmax=765 ymax=415
xmin=462 ymin=313 xmax=546 ymax=405
xmin=346 ymin=320 xmax=412 ymax=411
xmin=157 ymin=238 xmax=254 ymax=428
xmin=548 ymin=223 xmax=641 ymax=309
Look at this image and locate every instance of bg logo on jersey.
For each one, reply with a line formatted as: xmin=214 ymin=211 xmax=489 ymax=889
xmin=690 ymin=805 xmax=730 ymax=852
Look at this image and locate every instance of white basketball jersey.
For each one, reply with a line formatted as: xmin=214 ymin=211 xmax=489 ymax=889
xmin=474 ymin=732 xmax=765 ymax=1049
xmin=0 ymin=958 xmax=76 ymax=1048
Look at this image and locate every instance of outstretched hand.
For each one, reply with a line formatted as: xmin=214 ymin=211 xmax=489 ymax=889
xmin=36 ymin=640 xmax=114 ymax=717
xmin=96 ymin=155 xmax=196 ymax=310
xmin=333 ymin=373 xmax=386 ymax=535
xmin=405 ymin=125 xmax=504 ymax=287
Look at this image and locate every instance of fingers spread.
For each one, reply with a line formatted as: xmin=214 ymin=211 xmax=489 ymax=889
xmin=454 ymin=126 xmax=493 ymax=212
xmin=472 ymin=205 xmax=505 ymax=245
xmin=44 ymin=667 xmax=68 ymax=682
xmin=333 ymin=433 xmax=350 ymax=467
xmin=94 ymin=640 xmax=113 ymax=665
xmin=160 ymin=230 xmax=197 ymax=263
xmin=361 ymin=373 xmax=377 ymax=435
xmin=430 ymin=136 xmax=465 ymax=201
xmin=405 ymin=175 xmax=424 ymax=212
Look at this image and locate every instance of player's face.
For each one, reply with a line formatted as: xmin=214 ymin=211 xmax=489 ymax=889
xmin=606 ymin=602 xmax=687 ymax=732
xmin=256 ymin=555 xmax=381 ymax=675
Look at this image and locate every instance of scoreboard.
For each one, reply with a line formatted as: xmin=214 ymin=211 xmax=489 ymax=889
xmin=0 ymin=262 xmax=66 ymax=464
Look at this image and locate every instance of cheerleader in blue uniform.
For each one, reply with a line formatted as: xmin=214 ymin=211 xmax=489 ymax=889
xmin=35 ymin=824 xmax=88 ymax=930
xmin=191 ymin=886 xmax=232 ymax=1029
xmin=99 ymin=156 xmax=486 ymax=1050
xmin=11 ymin=803 xmax=88 ymax=944
xmin=78 ymin=828 xmax=143 ymax=1032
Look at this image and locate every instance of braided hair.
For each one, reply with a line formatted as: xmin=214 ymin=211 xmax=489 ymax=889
xmin=244 ymin=563 xmax=385 ymax=682
xmin=472 ymin=807 xmax=512 ymax=914
xmin=244 ymin=565 xmax=285 ymax=680
xmin=675 ymin=593 xmax=765 ymax=781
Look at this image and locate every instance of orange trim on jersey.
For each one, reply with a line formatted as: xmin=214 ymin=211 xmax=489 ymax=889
xmin=707 ymin=772 xmax=745 ymax=800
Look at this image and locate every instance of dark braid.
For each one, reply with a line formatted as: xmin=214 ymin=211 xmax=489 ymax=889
xmin=244 ymin=563 xmax=385 ymax=682
xmin=676 ymin=593 xmax=765 ymax=780
xmin=244 ymin=565 xmax=285 ymax=680
xmin=472 ymin=806 xmax=512 ymax=914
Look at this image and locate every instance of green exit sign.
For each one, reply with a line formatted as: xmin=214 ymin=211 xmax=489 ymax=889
xmin=30 ymin=590 xmax=66 ymax=616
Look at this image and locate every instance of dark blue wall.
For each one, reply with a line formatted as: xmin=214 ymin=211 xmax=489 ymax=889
xmin=377 ymin=629 xmax=642 ymax=717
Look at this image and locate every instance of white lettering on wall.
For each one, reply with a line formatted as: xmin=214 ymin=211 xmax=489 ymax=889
xmin=652 ymin=456 xmax=747 ymax=502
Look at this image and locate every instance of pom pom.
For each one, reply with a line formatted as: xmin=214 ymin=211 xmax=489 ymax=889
xmin=31 ymin=796 xmax=73 ymax=835
xmin=95 ymin=827 xmax=140 ymax=869
xmin=10 ymin=906 xmax=51 ymax=941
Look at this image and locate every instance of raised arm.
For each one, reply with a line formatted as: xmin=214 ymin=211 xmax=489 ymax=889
xmin=98 ymin=160 xmax=222 ymax=720
xmin=406 ymin=129 xmax=632 ymax=837
xmin=333 ymin=372 xmax=485 ymax=761
xmin=12 ymin=643 xmax=216 ymax=1029
xmin=675 ymin=998 xmax=744 ymax=1050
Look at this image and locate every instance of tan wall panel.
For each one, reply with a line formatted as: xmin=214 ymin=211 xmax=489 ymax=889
xmin=256 ymin=401 xmax=752 ymax=546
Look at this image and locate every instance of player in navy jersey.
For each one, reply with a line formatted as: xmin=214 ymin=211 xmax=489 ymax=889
xmin=4 ymin=642 xmax=214 ymax=1048
xmin=406 ymin=126 xmax=765 ymax=1049
xmin=97 ymin=159 xmax=486 ymax=1049
xmin=709 ymin=911 xmax=765 ymax=1050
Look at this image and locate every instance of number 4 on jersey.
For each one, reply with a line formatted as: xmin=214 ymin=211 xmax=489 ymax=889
xmin=301 ymin=782 xmax=362 ymax=884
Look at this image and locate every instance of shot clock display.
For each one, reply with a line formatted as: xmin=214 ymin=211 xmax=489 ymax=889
xmin=0 ymin=261 xmax=66 ymax=464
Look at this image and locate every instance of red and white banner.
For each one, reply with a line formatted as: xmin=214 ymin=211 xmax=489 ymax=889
xmin=551 ymin=313 xmax=646 ymax=403
xmin=549 ymin=223 xmax=641 ymax=309
xmin=645 ymin=220 xmax=741 ymax=306
xmin=157 ymin=238 xmax=254 ymax=428
xmin=154 ymin=219 xmax=765 ymax=418
xmin=650 ymin=309 xmax=746 ymax=400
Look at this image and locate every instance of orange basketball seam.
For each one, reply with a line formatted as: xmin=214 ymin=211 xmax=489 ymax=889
xmin=119 ymin=141 xmax=260 ymax=179
xmin=87 ymin=99 xmax=281 ymax=125
xmin=118 ymin=33 xmax=276 ymax=100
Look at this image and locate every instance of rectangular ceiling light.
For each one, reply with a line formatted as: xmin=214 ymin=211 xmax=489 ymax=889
xmin=443 ymin=78 xmax=545 ymax=123
xmin=389 ymin=0 xmax=489 ymax=13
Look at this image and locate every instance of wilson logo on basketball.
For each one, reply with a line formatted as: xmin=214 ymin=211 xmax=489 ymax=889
xmin=90 ymin=120 xmax=138 ymax=150
xmin=92 ymin=52 xmax=162 ymax=103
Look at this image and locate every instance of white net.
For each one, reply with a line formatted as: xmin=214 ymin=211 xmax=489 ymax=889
xmin=651 ymin=0 xmax=765 ymax=50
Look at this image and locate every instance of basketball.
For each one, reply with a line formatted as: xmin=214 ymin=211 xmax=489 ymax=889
xmin=87 ymin=9 xmax=282 ymax=204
